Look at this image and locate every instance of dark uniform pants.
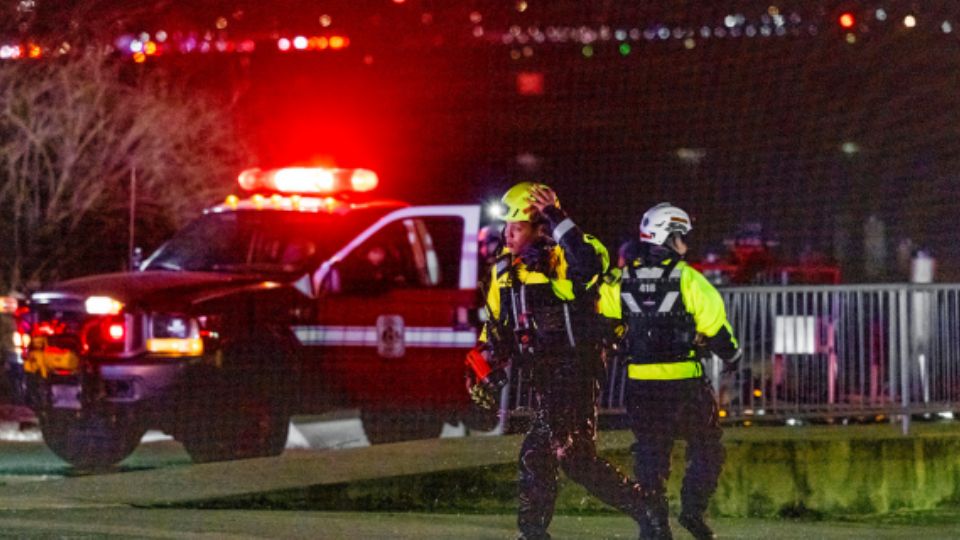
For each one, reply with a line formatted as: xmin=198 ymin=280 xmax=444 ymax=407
xmin=625 ymin=376 xmax=724 ymax=518
xmin=518 ymin=349 xmax=644 ymax=538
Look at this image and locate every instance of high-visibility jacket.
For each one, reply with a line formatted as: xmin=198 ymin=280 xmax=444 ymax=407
xmin=479 ymin=211 xmax=608 ymax=351
xmin=601 ymin=257 xmax=739 ymax=381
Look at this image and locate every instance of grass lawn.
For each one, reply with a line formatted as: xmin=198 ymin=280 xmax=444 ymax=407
xmin=1 ymin=508 xmax=960 ymax=539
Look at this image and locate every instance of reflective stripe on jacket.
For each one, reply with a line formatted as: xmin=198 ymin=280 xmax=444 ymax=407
xmin=480 ymin=234 xmax=608 ymax=344
xmin=602 ymin=259 xmax=738 ymax=380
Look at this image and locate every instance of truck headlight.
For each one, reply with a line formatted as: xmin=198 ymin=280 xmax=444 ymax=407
xmin=147 ymin=314 xmax=202 ymax=356
xmin=85 ymin=296 xmax=124 ymax=315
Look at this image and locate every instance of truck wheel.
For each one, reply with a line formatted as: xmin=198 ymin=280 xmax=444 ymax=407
xmin=361 ymin=409 xmax=444 ymax=444
xmin=181 ymin=393 xmax=290 ymax=463
xmin=40 ymin=410 xmax=145 ymax=469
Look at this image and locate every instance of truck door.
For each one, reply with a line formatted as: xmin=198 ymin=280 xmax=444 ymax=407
xmin=295 ymin=205 xmax=480 ymax=438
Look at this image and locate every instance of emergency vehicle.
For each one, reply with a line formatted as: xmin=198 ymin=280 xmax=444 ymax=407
xmin=12 ymin=167 xmax=485 ymax=468
xmin=694 ymin=223 xmax=841 ymax=286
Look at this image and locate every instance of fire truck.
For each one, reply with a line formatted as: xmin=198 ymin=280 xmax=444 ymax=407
xmin=693 ymin=223 xmax=841 ymax=286
xmin=12 ymin=167 xmax=486 ymax=468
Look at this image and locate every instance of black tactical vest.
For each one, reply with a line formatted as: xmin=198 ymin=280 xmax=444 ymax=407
xmin=621 ymin=258 xmax=697 ymax=363
xmin=495 ymin=253 xmax=592 ymax=351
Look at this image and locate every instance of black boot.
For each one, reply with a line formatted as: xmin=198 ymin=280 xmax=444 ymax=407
xmin=678 ymin=512 xmax=716 ymax=540
xmin=638 ymin=493 xmax=672 ymax=540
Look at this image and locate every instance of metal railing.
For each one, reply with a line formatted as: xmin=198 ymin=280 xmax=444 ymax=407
xmin=502 ymin=284 xmax=960 ymax=424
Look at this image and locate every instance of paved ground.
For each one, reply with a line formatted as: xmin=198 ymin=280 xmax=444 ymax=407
xmin=1 ymin=417 xmax=959 ymax=537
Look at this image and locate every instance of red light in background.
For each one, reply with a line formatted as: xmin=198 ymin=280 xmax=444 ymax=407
xmin=236 ymin=167 xmax=378 ymax=194
xmin=350 ymin=169 xmax=379 ymax=192
xmin=108 ymin=324 xmax=125 ymax=341
xmin=839 ymin=12 xmax=856 ymax=29
xmin=238 ymin=168 xmax=259 ymax=190
xmin=329 ymin=36 xmax=347 ymax=49
xmin=273 ymin=167 xmax=335 ymax=192
xmin=517 ymin=72 xmax=545 ymax=96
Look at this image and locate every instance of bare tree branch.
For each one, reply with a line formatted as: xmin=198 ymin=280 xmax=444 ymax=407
xmin=0 ymin=51 xmax=247 ymax=291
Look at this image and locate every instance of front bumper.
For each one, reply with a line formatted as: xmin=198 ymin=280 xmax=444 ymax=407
xmin=96 ymin=357 xmax=200 ymax=403
xmin=29 ymin=353 xmax=203 ymax=412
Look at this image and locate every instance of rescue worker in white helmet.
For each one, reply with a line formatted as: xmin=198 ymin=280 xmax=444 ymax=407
xmin=476 ymin=182 xmax=647 ymax=540
xmin=606 ymin=203 xmax=740 ymax=540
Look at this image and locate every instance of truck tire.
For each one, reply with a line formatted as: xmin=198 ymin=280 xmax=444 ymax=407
xmin=40 ymin=409 xmax=145 ymax=469
xmin=361 ymin=409 xmax=444 ymax=444
xmin=180 ymin=389 xmax=290 ymax=463
xmin=178 ymin=341 xmax=294 ymax=463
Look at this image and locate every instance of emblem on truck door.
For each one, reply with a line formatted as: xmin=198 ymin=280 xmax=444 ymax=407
xmin=376 ymin=315 xmax=405 ymax=358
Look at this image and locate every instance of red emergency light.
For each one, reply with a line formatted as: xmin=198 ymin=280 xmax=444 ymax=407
xmin=237 ymin=167 xmax=379 ymax=195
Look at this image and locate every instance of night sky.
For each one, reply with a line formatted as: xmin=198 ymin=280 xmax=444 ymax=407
xmin=7 ymin=0 xmax=960 ymax=281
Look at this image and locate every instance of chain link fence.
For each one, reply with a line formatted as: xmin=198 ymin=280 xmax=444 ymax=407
xmin=503 ymin=284 xmax=960 ymax=427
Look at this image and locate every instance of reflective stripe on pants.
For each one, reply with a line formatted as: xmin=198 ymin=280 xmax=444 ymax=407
xmin=627 ymin=361 xmax=702 ymax=380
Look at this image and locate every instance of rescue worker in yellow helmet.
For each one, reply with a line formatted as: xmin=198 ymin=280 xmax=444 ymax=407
xmin=478 ymin=182 xmax=646 ymax=540
xmin=609 ymin=203 xmax=740 ymax=540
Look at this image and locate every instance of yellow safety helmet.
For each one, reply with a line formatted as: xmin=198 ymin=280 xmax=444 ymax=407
xmin=500 ymin=182 xmax=556 ymax=222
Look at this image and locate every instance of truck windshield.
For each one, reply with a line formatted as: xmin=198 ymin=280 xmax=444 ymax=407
xmin=142 ymin=210 xmax=379 ymax=275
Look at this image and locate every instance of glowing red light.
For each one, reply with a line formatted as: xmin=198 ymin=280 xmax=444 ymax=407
xmin=839 ymin=13 xmax=855 ymax=29
xmin=107 ymin=323 xmax=125 ymax=341
xmin=237 ymin=167 xmax=379 ymax=195
xmin=238 ymin=168 xmax=260 ymax=190
xmin=274 ymin=168 xmax=335 ymax=192
xmin=277 ymin=38 xmax=291 ymax=51
xmin=350 ymin=169 xmax=379 ymax=192
xmin=393 ymin=0 xmax=406 ymax=4
xmin=329 ymin=36 xmax=346 ymax=49
xmin=517 ymin=72 xmax=545 ymax=96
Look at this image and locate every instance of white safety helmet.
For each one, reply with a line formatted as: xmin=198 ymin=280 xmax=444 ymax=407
xmin=639 ymin=203 xmax=692 ymax=246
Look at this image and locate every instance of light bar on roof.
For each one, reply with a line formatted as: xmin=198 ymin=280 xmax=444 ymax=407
xmin=237 ymin=167 xmax=379 ymax=195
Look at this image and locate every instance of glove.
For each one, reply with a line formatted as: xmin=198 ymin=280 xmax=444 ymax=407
xmin=518 ymin=237 xmax=555 ymax=274
xmin=470 ymin=380 xmax=498 ymax=410
xmin=465 ymin=347 xmax=508 ymax=410
xmin=469 ymin=368 xmax=507 ymax=410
